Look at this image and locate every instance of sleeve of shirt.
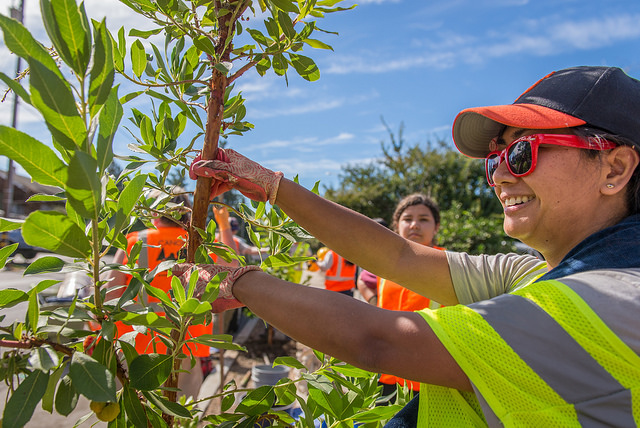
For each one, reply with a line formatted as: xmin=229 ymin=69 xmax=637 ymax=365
xmin=316 ymin=251 xmax=333 ymax=272
xmin=446 ymin=251 xmax=547 ymax=304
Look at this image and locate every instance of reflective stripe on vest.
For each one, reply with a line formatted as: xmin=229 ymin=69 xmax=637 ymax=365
xmin=417 ymin=278 xmax=640 ymax=427
xmin=324 ymin=253 xmax=355 ymax=291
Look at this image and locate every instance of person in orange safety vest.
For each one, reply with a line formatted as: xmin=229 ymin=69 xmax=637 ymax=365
xmin=375 ymin=194 xmax=445 ymax=395
xmin=104 ymin=190 xmax=237 ymax=399
xmin=317 ymin=248 xmax=356 ymax=297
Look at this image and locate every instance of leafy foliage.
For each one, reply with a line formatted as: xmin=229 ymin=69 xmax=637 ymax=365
xmin=0 ymin=0 xmax=412 ymax=426
xmin=324 ymin=122 xmax=515 ymax=254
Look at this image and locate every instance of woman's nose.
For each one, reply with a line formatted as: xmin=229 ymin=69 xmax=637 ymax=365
xmin=492 ymin=158 xmax=516 ymax=185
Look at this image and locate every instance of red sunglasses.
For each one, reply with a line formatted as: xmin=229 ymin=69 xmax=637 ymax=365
xmin=485 ymin=134 xmax=617 ymax=187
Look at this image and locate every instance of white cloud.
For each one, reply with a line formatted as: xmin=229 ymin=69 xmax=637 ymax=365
xmin=251 ymin=97 xmax=346 ymax=118
xmin=325 ymin=13 xmax=640 ymax=74
xmin=266 ymin=157 xmax=344 ymax=181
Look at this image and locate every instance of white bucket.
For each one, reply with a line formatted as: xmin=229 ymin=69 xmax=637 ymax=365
xmin=251 ymin=364 xmax=290 ymax=388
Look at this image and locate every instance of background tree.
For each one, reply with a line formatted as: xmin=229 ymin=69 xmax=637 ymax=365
xmin=324 ymin=121 xmax=515 ymax=254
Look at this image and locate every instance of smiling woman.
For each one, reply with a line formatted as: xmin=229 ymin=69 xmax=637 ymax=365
xmin=179 ymin=66 xmax=640 ymax=427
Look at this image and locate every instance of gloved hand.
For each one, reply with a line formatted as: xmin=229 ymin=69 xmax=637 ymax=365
xmin=171 ymin=263 xmax=262 ymax=312
xmin=190 ymin=149 xmax=284 ymax=204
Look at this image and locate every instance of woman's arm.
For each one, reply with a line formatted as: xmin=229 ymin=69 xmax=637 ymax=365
xmin=275 ymin=179 xmax=460 ymax=305
xmin=233 ymin=270 xmax=471 ymax=390
xmin=213 ymin=206 xmax=240 ymax=268
xmin=356 ymin=271 xmax=377 ymax=304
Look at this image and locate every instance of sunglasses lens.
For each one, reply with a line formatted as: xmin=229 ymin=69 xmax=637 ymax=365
xmin=485 ymin=154 xmax=500 ymax=185
xmin=507 ymin=140 xmax=533 ymax=175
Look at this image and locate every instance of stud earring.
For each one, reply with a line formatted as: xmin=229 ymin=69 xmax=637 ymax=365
xmin=606 ymin=184 xmax=615 ymax=189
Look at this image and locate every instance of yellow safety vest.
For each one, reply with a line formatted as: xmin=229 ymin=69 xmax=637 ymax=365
xmin=416 ymin=277 xmax=640 ymax=427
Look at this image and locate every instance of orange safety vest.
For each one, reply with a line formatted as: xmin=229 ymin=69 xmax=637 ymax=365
xmin=116 ymin=226 xmax=212 ymax=357
xmin=377 ymin=245 xmax=445 ymax=390
xmin=324 ymin=251 xmax=356 ymax=292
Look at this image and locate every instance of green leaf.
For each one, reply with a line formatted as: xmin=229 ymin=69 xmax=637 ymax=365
xmin=289 ymin=54 xmax=320 ymax=81
xmin=273 ymin=356 xmax=306 ymax=371
xmin=0 ymin=217 xmax=21 ymax=232
xmin=0 ymin=243 xmax=18 ymax=269
xmin=89 ymin=18 xmax=115 ymax=114
xmin=2 ymin=369 xmax=49 ymax=428
xmin=129 ymin=354 xmax=173 ymax=391
xmin=0 ymin=126 xmax=67 ymax=188
xmin=123 ymin=385 xmax=148 ymax=428
xmin=96 ymin=88 xmax=122 ymax=175
xmin=66 ymin=151 xmax=101 ymax=219
xmin=54 ymin=375 xmax=79 ymax=416
xmin=192 ymin=35 xmax=217 ymax=57
xmin=0 ymin=14 xmax=61 ymax=78
xmin=178 ymin=297 xmax=211 ymax=316
xmin=22 ymin=211 xmax=91 ymax=258
xmin=261 ymin=253 xmax=313 ymax=269
xmin=129 ymin=28 xmax=162 ymax=38
xmin=354 ymin=404 xmax=404 ymax=423
xmin=24 ymin=256 xmax=66 ymax=275
xmin=136 ymin=283 xmax=171 ymax=310
xmin=303 ymin=38 xmax=333 ymax=50
xmin=130 ymin=39 xmax=147 ymax=78
xmin=28 ymin=345 xmax=60 ymax=371
xmin=213 ymin=61 xmax=233 ymax=75
xmin=247 ymin=29 xmax=270 ymax=47
xmin=42 ymin=365 xmax=65 ymax=413
xmin=28 ymin=59 xmax=87 ymax=150
xmin=272 ymin=53 xmax=288 ymax=76
xmin=27 ymin=289 xmax=40 ymax=333
xmin=142 ymin=391 xmax=192 ymax=418
xmin=26 ymin=193 xmax=65 ymax=202
xmin=0 ymin=289 xmax=28 ymax=308
xmin=187 ymin=266 xmax=198 ymax=299
xmin=270 ymin=0 xmax=300 ymax=13
xmin=170 ymin=275 xmax=185 ymax=306
xmin=69 ymin=352 xmax=117 ymax=402
xmin=187 ymin=335 xmax=245 ymax=351
xmin=49 ymin=0 xmax=92 ymax=75
xmin=112 ymin=174 xmax=146 ymax=237
xmin=31 ymin=279 xmax=61 ymax=295
xmin=93 ymin=338 xmax=117 ymax=373
xmin=112 ymin=312 xmax=175 ymax=329
xmin=277 ymin=10 xmax=295 ymax=39
xmin=235 ymin=385 xmax=275 ymax=415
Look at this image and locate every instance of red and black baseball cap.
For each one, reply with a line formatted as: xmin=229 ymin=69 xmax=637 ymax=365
xmin=452 ymin=66 xmax=640 ymax=158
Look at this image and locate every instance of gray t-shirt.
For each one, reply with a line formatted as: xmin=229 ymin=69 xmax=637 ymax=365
xmin=446 ymin=251 xmax=547 ymax=304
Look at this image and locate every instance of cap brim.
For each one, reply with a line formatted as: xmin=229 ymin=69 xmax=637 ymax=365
xmin=452 ymin=104 xmax=586 ymax=158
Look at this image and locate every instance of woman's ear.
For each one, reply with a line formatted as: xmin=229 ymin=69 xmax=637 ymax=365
xmin=601 ymin=146 xmax=640 ymax=195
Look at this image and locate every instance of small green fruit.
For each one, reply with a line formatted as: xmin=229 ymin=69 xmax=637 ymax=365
xmin=96 ymin=402 xmax=120 ymax=422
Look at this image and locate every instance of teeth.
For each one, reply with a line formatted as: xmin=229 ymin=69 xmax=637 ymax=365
xmin=505 ymin=195 xmax=533 ymax=206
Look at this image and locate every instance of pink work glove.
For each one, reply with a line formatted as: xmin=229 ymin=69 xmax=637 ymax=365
xmin=171 ymin=263 xmax=261 ymax=313
xmin=190 ymin=149 xmax=284 ymax=204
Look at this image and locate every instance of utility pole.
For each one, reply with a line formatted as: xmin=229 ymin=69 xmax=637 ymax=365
xmin=3 ymin=0 xmax=24 ymax=218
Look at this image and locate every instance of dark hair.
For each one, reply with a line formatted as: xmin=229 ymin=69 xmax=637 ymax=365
xmin=391 ymin=194 xmax=441 ymax=232
xmin=372 ymin=217 xmax=389 ymax=229
xmin=572 ymin=126 xmax=640 ymax=216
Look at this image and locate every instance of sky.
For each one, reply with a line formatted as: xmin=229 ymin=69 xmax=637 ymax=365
xmin=2 ymin=0 xmax=640 ymax=192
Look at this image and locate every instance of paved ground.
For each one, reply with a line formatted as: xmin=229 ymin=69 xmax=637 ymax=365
xmin=0 ymin=256 xmax=328 ymax=427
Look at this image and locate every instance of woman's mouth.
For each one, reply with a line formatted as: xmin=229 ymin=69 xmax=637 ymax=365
xmin=504 ymin=195 xmax=535 ymax=207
